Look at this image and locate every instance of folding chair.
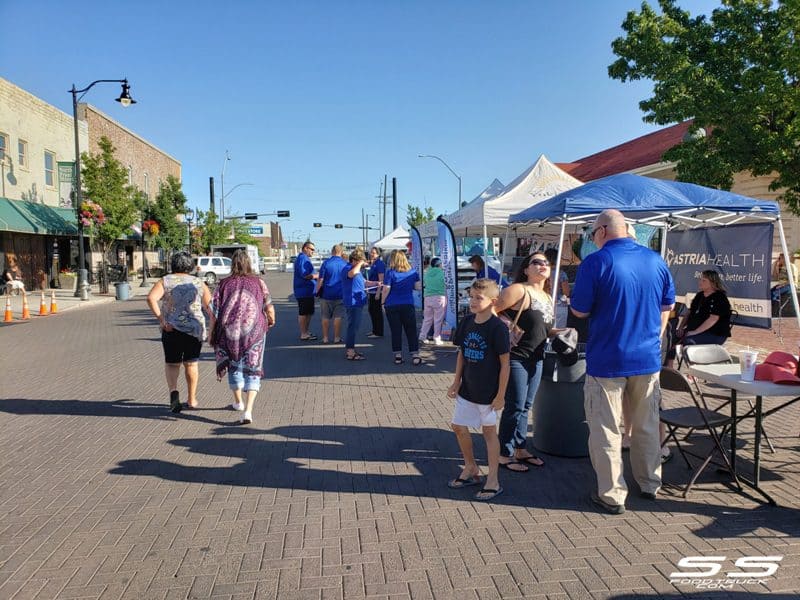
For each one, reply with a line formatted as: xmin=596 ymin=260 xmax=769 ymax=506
xmin=659 ymin=367 xmax=738 ymax=497
xmin=674 ymin=310 xmax=737 ymax=370
xmin=683 ymin=344 xmax=775 ymax=453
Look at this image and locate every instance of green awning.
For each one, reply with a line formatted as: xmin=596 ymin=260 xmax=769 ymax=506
xmin=0 ymin=197 xmax=78 ymax=235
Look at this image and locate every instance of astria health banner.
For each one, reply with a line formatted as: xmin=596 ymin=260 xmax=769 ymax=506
xmin=437 ymin=217 xmax=459 ymax=341
xmin=665 ymin=223 xmax=773 ymax=329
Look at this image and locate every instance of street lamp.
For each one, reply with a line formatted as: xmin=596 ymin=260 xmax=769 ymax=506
xmin=184 ymin=208 xmax=194 ymax=252
xmin=220 ymin=150 xmax=230 ymax=222
xmin=418 ymin=154 xmax=462 ymax=212
xmin=220 ymin=182 xmax=254 ymax=217
xmin=70 ymin=78 xmax=136 ymax=299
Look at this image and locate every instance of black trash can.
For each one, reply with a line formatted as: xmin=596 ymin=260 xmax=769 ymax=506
xmin=532 ymin=347 xmax=590 ymax=458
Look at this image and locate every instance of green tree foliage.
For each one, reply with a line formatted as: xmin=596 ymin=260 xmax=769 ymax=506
xmin=80 ymin=136 xmax=138 ymax=292
xmin=608 ymin=0 xmax=800 ymax=211
xmin=191 ymin=211 xmax=257 ymax=254
xmin=149 ymin=175 xmax=189 ymax=253
xmin=406 ymin=204 xmax=436 ymax=228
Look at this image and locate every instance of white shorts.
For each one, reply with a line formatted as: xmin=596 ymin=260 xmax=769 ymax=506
xmin=451 ymin=395 xmax=498 ymax=429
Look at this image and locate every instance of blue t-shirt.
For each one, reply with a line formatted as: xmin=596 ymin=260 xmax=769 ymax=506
xmin=293 ymin=253 xmax=315 ymax=298
xmin=319 ymin=255 xmax=347 ymax=300
xmin=474 ymin=265 xmax=507 ymax=287
xmin=369 ymin=258 xmax=386 ymax=285
xmin=570 ymin=238 xmax=675 ymax=378
xmin=383 ymin=268 xmax=420 ymax=306
xmin=341 ymin=264 xmax=367 ymax=307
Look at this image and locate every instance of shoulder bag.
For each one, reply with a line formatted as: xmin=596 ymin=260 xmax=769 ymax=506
xmin=499 ymin=288 xmax=531 ymax=348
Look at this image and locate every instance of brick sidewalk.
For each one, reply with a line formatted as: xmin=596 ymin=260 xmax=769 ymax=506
xmin=1 ymin=272 xmax=799 ymax=599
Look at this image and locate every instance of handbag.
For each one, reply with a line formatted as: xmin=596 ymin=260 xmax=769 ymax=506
xmin=499 ymin=288 xmax=531 ymax=348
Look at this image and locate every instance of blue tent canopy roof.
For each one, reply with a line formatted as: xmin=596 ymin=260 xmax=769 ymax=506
xmin=508 ymin=174 xmax=780 ymax=224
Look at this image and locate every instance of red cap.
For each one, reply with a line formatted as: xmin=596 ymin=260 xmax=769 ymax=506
xmin=754 ymin=351 xmax=800 ymax=385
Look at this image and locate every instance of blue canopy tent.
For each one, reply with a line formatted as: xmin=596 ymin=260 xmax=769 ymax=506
xmin=507 ymin=173 xmax=798 ymax=328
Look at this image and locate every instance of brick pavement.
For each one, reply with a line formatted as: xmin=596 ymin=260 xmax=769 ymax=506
xmin=1 ymin=272 xmax=799 ymax=599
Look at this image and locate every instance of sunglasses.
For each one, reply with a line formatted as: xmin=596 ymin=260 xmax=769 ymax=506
xmin=589 ymin=225 xmax=606 ymax=240
xmin=529 ymin=258 xmax=549 ymax=267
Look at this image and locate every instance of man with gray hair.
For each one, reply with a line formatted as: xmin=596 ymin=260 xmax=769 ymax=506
xmin=570 ymin=209 xmax=675 ymax=514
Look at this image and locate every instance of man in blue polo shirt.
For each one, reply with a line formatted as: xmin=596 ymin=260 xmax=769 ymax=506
xmin=294 ymin=241 xmax=319 ymax=341
xmin=316 ymin=244 xmax=348 ymax=343
xmin=570 ymin=209 xmax=674 ymax=514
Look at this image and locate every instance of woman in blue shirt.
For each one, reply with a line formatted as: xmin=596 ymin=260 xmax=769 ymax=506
xmin=382 ymin=250 xmax=422 ymax=365
xmin=341 ymin=248 xmax=376 ymax=361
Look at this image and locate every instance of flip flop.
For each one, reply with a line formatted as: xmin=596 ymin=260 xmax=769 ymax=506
xmin=346 ymin=353 xmax=366 ymax=361
xmin=447 ymin=475 xmax=482 ymax=489
xmin=517 ymin=455 xmax=545 ymax=468
xmin=499 ymin=460 xmax=528 ymax=473
xmin=333 ymin=338 xmax=343 ymax=344
xmin=474 ymin=486 xmax=503 ymax=502
xmin=411 ymin=357 xmax=423 ymax=366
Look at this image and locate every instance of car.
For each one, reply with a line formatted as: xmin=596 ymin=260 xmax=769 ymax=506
xmin=192 ymin=255 xmax=231 ymax=284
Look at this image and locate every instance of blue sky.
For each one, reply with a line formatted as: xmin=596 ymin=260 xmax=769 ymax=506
xmin=2 ymin=0 xmax=720 ymax=248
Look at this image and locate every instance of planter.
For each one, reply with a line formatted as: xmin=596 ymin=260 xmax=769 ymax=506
xmin=59 ymin=274 xmax=77 ymax=291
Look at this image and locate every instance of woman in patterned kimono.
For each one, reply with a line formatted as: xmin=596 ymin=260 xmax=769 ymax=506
xmin=211 ymin=249 xmax=275 ymax=425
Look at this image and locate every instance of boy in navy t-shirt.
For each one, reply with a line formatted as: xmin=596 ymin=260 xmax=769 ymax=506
xmin=447 ymin=279 xmax=510 ymax=501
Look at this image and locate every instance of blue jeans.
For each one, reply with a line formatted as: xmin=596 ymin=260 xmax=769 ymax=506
xmin=345 ymin=305 xmax=363 ymax=349
xmin=499 ymin=357 xmax=543 ymax=457
xmin=384 ymin=304 xmax=419 ymax=354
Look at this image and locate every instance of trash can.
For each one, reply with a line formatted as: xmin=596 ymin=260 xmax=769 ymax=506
xmin=114 ymin=281 xmax=131 ymax=301
xmin=532 ymin=347 xmax=590 ymax=458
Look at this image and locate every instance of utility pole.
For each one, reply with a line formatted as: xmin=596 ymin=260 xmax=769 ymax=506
xmin=382 ymin=174 xmax=388 ymax=237
xmin=392 ymin=177 xmax=397 ymax=230
xmin=209 ymin=177 xmax=215 ymax=213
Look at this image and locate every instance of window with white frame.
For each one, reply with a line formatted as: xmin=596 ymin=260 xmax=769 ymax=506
xmin=0 ymin=132 xmax=7 ymax=161
xmin=144 ymin=173 xmax=149 ymax=199
xmin=128 ymin=165 xmax=133 ymax=184
xmin=18 ymin=139 xmax=28 ymax=169
xmin=44 ymin=150 xmax=56 ymax=187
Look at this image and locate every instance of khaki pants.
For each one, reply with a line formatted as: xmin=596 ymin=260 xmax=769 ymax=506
xmin=584 ymin=373 xmax=662 ymax=506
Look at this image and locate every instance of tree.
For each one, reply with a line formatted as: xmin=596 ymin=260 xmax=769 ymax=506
xmin=149 ymin=175 xmax=189 ymax=256
xmin=80 ymin=136 xmax=138 ymax=292
xmin=191 ymin=211 xmax=258 ymax=254
xmin=608 ymin=0 xmax=800 ymax=211
xmin=406 ymin=204 xmax=436 ymax=228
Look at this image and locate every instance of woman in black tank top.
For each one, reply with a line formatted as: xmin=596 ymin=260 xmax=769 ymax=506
xmin=493 ymin=252 xmax=555 ymax=471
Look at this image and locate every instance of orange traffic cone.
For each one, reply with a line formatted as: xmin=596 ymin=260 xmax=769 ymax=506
xmin=49 ymin=290 xmax=58 ymax=314
xmin=21 ymin=294 xmax=30 ymax=320
xmin=3 ymin=296 xmax=12 ymax=322
xmin=39 ymin=291 xmax=48 ymax=316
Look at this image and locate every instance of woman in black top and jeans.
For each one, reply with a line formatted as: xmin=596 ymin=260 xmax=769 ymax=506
xmin=494 ymin=252 xmax=554 ymax=471
xmin=665 ymin=269 xmax=731 ymax=367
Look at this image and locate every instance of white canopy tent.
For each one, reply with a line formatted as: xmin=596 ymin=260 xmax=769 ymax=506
xmin=417 ymin=178 xmax=505 ymax=239
xmin=370 ymin=226 xmax=411 ymax=251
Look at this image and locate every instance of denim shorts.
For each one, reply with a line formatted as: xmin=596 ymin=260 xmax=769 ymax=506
xmin=228 ymin=369 xmax=261 ymax=392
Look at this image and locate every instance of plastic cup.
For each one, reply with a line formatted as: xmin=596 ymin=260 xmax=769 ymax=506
xmin=739 ymin=350 xmax=758 ymax=382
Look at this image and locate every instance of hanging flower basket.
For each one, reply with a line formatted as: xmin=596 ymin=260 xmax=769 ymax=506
xmin=142 ymin=219 xmax=160 ymax=236
xmin=80 ymin=200 xmax=105 ymax=228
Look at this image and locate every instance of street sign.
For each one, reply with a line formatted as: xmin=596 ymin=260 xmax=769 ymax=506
xmin=277 ymin=210 xmax=290 ymax=218
xmin=249 ymin=226 xmax=264 ymax=235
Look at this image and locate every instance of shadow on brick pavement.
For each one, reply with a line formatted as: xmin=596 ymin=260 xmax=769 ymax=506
xmin=1 ymin=272 xmax=799 ymax=599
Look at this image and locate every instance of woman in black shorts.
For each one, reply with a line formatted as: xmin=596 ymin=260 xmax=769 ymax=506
xmin=147 ymin=252 xmax=214 ymax=412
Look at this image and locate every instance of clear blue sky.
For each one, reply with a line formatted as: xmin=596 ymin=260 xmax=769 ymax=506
xmin=2 ymin=0 xmax=720 ymax=248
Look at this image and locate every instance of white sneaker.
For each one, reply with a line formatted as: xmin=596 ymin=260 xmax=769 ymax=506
xmin=418 ymin=338 xmax=428 ymax=344
xmin=239 ymin=411 xmax=252 ymax=425
xmin=229 ymin=401 xmax=245 ymax=411
xmin=433 ymin=337 xmax=443 ymax=346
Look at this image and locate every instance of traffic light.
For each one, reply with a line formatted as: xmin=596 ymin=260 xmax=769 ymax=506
xmin=334 ymin=224 xmax=343 ymax=229
xmin=277 ymin=210 xmax=290 ymax=218
xmin=313 ymin=222 xmax=322 ymax=228
xmin=244 ymin=213 xmax=258 ymax=220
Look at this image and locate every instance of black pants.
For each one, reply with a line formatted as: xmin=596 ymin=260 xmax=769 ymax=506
xmin=368 ymin=293 xmax=384 ymax=336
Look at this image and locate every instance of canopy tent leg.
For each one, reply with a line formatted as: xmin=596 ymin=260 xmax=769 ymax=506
xmin=483 ymin=224 xmax=489 ymax=278
xmin=776 ymin=218 xmax=800 ymax=329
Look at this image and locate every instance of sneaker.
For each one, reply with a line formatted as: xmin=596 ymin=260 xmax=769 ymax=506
xmin=418 ymin=338 xmax=428 ymax=345
xmin=433 ymin=337 xmax=443 ymax=346
xmin=661 ymin=448 xmax=673 ymax=464
xmin=239 ymin=411 xmax=252 ymax=425
xmin=640 ymin=491 xmax=657 ymax=500
xmin=366 ymin=333 xmax=382 ymax=338
xmin=169 ymin=390 xmax=182 ymax=413
xmin=590 ymin=491 xmax=625 ymax=515
xmin=229 ymin=401 xmax=245 ymax=411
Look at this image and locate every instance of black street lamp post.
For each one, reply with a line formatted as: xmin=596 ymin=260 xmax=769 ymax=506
xmin=70 ymin=79 xmax=136 ymax=299
xmin=418 ymin=154 xmax=462 ymax=212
